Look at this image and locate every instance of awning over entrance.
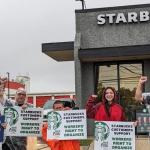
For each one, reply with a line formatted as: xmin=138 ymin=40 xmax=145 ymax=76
xmin=42 ymin=41 xmax=74 ymax=61
xmin=79 ymin=45 xmax=150 ymax=62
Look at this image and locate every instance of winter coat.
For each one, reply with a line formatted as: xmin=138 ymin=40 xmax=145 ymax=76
xmin=86 ymin=95 xmax=125 ymax=121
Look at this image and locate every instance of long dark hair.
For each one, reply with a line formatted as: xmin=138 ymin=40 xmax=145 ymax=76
xmin=102 ymin=87 xmax=117 ymax=117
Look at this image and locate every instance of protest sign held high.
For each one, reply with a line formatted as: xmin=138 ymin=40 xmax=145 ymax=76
xmin=94 ymin=121 xmax=135 ymax=150
xmin=47 ymin=109 xmax=87 ymax=140
xmin=3 ymin=107 xmax=43 ymax=137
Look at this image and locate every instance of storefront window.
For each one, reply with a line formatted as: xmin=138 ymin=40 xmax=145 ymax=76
xmin=97 ymin=62 xmax=142 ymax=121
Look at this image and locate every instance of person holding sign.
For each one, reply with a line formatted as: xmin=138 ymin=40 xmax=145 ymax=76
xmin=3 ymin=87 xmax=33 ymax=150
xmin=42 ymin=100 xmax=80 ymax=150
xmin=86 ymin=87 xmax=138 ymax=150
xmin=0 ymin=76 xmax=15 ymax=150
xmin=86 ymin=87 xmax=125 ymax=121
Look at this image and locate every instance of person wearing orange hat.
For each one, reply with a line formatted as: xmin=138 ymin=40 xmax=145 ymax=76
xmin=42 ymin=100 xmax=80 ymax=150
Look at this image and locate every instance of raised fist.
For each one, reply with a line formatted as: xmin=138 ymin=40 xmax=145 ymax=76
xmin=0 ymin=76 xmax=7 ymax=90
xmin=139 ymin=76 xmax=147 ymax=85
xmin=91 ymin=95 xmax=98 ymax=98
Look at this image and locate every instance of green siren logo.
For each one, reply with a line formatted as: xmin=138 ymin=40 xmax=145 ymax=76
xmin=95 ymin=122 xmax=110 ymax=142
xmin=4 ymin=107 xmax=19 ymax=126
xmin=47 ymin=111 xmax=62 ymax=130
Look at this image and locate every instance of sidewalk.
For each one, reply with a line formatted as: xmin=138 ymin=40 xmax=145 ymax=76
xmin=35 ymin=137 xmax=150 ymax=150
xmin=36 ymin=143 xmax=94 ymax=150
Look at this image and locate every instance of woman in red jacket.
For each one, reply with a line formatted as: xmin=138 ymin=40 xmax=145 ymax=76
xmin=86 ymin=87 xmax=125 ymax=121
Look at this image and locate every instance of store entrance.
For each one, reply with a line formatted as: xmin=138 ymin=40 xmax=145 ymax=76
xmin=96 ymin=62 xmax=143 ymax=120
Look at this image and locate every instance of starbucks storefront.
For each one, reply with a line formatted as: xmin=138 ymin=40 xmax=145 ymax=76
xmin=42 ymin=3 xmax=150 ymax=150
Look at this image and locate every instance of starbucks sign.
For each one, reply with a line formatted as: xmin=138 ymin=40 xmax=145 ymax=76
xmin=97 ymin=11 xmax=150 ymax=25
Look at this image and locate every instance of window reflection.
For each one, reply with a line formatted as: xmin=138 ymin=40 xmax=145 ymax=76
xmin=98 ymin=65 xmax=118 ymax=89
xmin=120 ymin=64 xmax=142 ymax=90
xmin=97 ymin=63 xmax=142 ymax=120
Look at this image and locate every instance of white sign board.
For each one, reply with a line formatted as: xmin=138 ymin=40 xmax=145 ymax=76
xmin=142 ymin=92 xmax=150 ymax=105
xmin=4 ymin=107 xmax=43 ymax=137
xmin=94 ymin=121 xmax=135 ymax=150
xmin=47 ymin=109 xmax=87 ymax=140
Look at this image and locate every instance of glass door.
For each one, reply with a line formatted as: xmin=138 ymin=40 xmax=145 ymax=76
xmin=96 ymin=62 xmax=143 ymax=120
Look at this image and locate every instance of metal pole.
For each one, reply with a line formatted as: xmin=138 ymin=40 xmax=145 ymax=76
xmin=76 ymin=0 xmax=85 ymax=10
xmin=7 ymin=72 xmax=10 ymax=99
xmin=81 ymin=0 xmax=84 ymax=10
xmin=117 ymin=63 xmax=120 ymax=104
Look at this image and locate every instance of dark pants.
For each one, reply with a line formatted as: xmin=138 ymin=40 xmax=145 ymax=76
xmin=2 ymin=136 xmax=27 ymax=150
xmin=2 ymin=143 xmax=12 ymax=150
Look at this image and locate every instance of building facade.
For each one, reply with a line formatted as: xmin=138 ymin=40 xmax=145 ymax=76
xmin=42 ymin=3 xmax=150 ymax=140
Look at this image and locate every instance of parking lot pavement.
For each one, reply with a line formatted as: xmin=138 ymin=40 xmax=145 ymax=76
xmin=35 ymin=143 xmax=93 ymax=150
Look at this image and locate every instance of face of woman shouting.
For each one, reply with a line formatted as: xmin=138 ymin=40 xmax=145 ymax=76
xmin=104 ymin=88 xmax=115 ymax=104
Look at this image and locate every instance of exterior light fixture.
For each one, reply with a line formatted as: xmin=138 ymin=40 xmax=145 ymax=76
xmin=75 ymin=0 xmax=86 ymax=10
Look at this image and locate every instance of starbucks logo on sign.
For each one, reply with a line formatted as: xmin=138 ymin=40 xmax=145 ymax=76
xmin=47 ymin=111 xmax=62 ymax=130
xmin=4 ymin=107 xmax=19 ymax=126
xmin=95 ymin=122 xmax=110 ymax=142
